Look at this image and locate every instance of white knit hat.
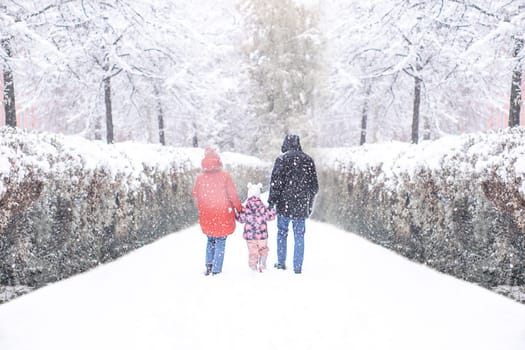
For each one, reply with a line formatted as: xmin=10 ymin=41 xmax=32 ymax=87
xmin=247 ymin=182 xmax=262 ymax=198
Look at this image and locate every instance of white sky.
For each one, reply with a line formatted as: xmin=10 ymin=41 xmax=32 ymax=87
xmin=293 ymin=0 xmax=320 ymax=7
xmin=0 ymin=220 xmax=524 ymax=349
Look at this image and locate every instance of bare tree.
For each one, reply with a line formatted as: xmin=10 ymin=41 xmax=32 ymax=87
xmin=1 ymin=37 xmax=16 ymax=127
xmin=103 ymin=63 xmax=114 ymax=144
xmin=153 ymin=84 xmax=166 ymax=146
xmin=320 ymin=0 xmax=525 ymax=145
xmin=359 ymin=83 xmax=371 ymax=145
xmin=508 ymin=34 xmax=523 ymax=127
xmin=448 ymin=1 xmax=524 ymax=129
xmin=411 ymin=61 xmax=423 ymax=144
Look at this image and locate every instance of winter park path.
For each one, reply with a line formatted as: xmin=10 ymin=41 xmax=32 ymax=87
xmin=0 ymin=221 xmax=525 ymax=350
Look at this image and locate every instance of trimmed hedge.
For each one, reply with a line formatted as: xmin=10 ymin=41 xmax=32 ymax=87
xmin=0 ymin=128 xmax=270 ymax=293
xmin=313 ymin=128 xmax=525 ymax=293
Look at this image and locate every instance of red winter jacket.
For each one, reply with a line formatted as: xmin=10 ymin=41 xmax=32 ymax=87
xmin=192 ymin=148 xmax=242 ymax=237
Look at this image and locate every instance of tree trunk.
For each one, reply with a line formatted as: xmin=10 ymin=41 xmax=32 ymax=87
xmin=359 ymin=83 xmax=371 ymax=146
xmin=93 ymin=116 xmax=102 ymax=140
xmin=104 ymin=74 xmax=114 ymax=144
xmin=411 ymin=67 xmax=422 ymax=144
xmin=1 ymin=38 xmax=17 ymax=128
xmin=192 ymin=122 xmax=198 ymax=147
xmin=508 ymin=35 xmax=523 ymax=128
xmin=154 ymin=84 xmax=166 ymax=146
xmin=423 ymin=115 xmax=431 ymax=141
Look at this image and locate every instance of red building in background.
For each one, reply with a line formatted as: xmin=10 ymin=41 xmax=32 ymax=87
xmin=0 ymin=73 xmax=38 ymax=129
xmin=487 ymin=79 xmax=525 ymax=129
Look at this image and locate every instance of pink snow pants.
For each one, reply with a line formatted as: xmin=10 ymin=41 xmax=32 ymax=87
xmin=246 ymin=240 xmax=269 ymax=269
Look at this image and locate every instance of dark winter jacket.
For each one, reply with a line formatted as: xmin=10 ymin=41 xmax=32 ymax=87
xmin=237 ymin=196 xmax=276 ymax=240
xmin=268 ymin=135 xmax=318 ymax=218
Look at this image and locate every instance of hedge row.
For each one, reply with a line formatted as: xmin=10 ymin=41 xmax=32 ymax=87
xmin=313 ymin=128 xmax=525 ymax=293
xmin=0 ymin=128 xmax=270 ymax=294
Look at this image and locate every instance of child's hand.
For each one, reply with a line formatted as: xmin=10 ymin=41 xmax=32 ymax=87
xmin=235 ymin=207 xmax=246 ymax=223
xmin=266 ymin=207 xmax=277 ymax=221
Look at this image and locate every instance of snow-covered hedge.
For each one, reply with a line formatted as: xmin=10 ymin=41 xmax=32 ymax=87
xmin=0 ymin=127 xmax=270 ymax=291
xmin=314 ymin=128 xmax=525 ymax=289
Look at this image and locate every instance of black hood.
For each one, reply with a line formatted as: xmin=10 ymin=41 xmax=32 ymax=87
xmin=281 ymin=134 xmax=302 ymax=153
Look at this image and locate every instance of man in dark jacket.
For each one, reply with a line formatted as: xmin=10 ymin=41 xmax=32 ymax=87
xmin=268 ymin=134 xmax=318 ymax=274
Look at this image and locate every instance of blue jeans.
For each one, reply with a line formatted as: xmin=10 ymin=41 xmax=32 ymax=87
xmin=205 ymin=236 xmax=227 ymax=274
xmin=276 ymin=215 xmax=305 ymax=272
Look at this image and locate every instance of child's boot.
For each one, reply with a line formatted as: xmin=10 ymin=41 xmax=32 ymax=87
xmin=259 ymin=256 xmax=267 ymax=271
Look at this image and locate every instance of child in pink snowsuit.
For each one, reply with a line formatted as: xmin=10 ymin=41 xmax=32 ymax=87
xmin=237 ymin=183 xmax=276 ymax=272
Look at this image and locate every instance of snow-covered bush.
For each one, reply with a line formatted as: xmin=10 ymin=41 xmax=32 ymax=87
xmin=314 ymin=127 xmax=525 ymax=290
xmin=0 ymin=127 xmax=269 ymax=292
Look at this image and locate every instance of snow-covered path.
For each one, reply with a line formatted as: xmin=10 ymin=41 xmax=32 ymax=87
xmin=1 ymin=221 xmax=525 ymax=350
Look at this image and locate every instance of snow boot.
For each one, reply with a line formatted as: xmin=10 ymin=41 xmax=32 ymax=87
xmin=274 ymin=263 xmax=286 ymax=270
xmin=204 ymin=264 xmax=213 ymax=276
xmin=258 ymin=256 xmax=267 ymax=271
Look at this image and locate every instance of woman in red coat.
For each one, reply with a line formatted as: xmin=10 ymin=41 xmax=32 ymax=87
xmin=192 ymin=148 xmax=242 ymax=275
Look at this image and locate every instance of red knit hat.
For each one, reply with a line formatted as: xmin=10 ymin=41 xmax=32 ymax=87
xmin=205 ymin=147 xmax=220 ymax=159
xmin=202 ymin=147 xmax=222 ymax=171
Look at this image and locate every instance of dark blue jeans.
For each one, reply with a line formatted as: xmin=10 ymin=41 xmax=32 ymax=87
xmin=205 ymin=236 xmax=227 ymax=274
xmin=276 ymin=215 xmax=305 ymax=272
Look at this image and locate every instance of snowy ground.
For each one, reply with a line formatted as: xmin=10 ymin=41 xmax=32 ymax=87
xmin=1 ymin=220 xmax=525 ymax=350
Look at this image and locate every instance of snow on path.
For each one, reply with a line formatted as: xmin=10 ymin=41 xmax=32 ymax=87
xmin=1 ymin=221 xmax=525 ymax=350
